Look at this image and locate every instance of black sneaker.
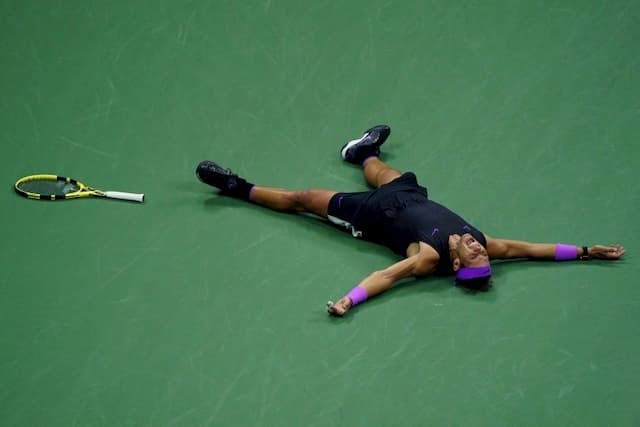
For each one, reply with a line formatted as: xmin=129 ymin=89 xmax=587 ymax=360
xmin=340 ymin=125 xmax=391 ymax=164
xmin=196 ymin=160 xmax=245 ymax=193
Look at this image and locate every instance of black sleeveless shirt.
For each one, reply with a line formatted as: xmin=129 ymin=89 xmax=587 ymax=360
xmin=351 ymin=173 xmax=487 ymax=274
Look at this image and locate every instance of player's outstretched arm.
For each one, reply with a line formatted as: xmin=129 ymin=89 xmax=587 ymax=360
xmin=327 ymin=252 xmax=436 ymax=317
xmin=485 ymin=236 xmax=625 ymax=261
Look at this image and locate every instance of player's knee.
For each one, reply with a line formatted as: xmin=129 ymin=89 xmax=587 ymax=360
xmin=276 ymin=191 xmax=305 ymax=211
xmin=292 ymin=190 xmax=312 ymax=211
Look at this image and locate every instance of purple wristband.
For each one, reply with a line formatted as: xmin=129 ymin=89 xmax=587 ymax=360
xmin=555 ymin=243 xmax=578 ymax=261
xmin=346 ymin=286 xmax=368 ymax=306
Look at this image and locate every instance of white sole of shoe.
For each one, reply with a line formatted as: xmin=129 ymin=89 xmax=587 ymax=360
xmin=340 ymin=131 xmax=370 ymax=160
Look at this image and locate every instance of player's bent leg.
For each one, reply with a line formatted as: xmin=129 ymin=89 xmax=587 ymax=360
xmin=362 ymin=157 xmax=402 ymax=188
xmin=249 ymin=187 xmax=336 ymax=217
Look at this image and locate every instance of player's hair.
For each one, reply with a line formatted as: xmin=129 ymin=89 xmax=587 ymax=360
xmin=455 ymin=276 xmax=493 ymax=293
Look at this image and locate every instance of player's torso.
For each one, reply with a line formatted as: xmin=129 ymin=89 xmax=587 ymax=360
xmin=379 ymin=200 xmax=486 ymax=272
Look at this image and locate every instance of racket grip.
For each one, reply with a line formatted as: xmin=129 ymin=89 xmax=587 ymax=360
xmin=103 ymin=191 xmax=145 ymax=202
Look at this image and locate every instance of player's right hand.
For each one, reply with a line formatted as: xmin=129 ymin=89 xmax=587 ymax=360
xmin=326 ymin=296 xmax=352 ymax=317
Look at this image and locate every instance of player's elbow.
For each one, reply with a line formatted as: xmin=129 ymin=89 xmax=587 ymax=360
xmin=372 ymin=269 xmax=401 ymax=288
xmin=412 ymin=260 xmax=432 ymax=277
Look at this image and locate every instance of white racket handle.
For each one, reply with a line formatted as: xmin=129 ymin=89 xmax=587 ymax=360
xmin=103 ymin=191 xmax=145 ymax=202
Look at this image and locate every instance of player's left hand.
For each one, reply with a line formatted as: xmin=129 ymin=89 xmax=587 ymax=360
xmin=589 ymin=244 xmax=625 ymax=260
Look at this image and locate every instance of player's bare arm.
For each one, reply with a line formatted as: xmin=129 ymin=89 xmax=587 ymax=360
xmin=327 ymin=243 xmax=438 ymax=317
xmin=485 ymin=236 xmax=625 ymax=260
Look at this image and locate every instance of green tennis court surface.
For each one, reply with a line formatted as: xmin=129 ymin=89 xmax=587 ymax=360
xmin=1 ymin=1 xmax=639 ymax=426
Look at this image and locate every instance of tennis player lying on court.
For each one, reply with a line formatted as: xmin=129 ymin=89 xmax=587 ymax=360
xmin=195 ymin=125 xmax=625 ymax=317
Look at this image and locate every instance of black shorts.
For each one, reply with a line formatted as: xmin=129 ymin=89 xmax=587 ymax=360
xmin=327 ymin=172 xmax=428 ymax=239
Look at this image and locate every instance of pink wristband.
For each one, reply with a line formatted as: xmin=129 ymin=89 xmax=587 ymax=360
xmin=555 ymin=243 xmax=578 ymax=261
xmin=346 ymin=286 xmax=368 ymax=306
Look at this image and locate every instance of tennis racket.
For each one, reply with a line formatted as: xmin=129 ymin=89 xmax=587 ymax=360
xmin=14 ymin=174 xmax=144 ymax=202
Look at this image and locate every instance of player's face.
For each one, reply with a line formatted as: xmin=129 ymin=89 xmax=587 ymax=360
xmin=451 ymin=233 xmax=490 ymax=267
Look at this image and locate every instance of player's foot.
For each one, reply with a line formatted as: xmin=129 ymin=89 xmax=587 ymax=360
xmin=340 ymin=125 xmax=391 ymax=165
xmin=196 ymin=160 xmax=246 ymax=193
